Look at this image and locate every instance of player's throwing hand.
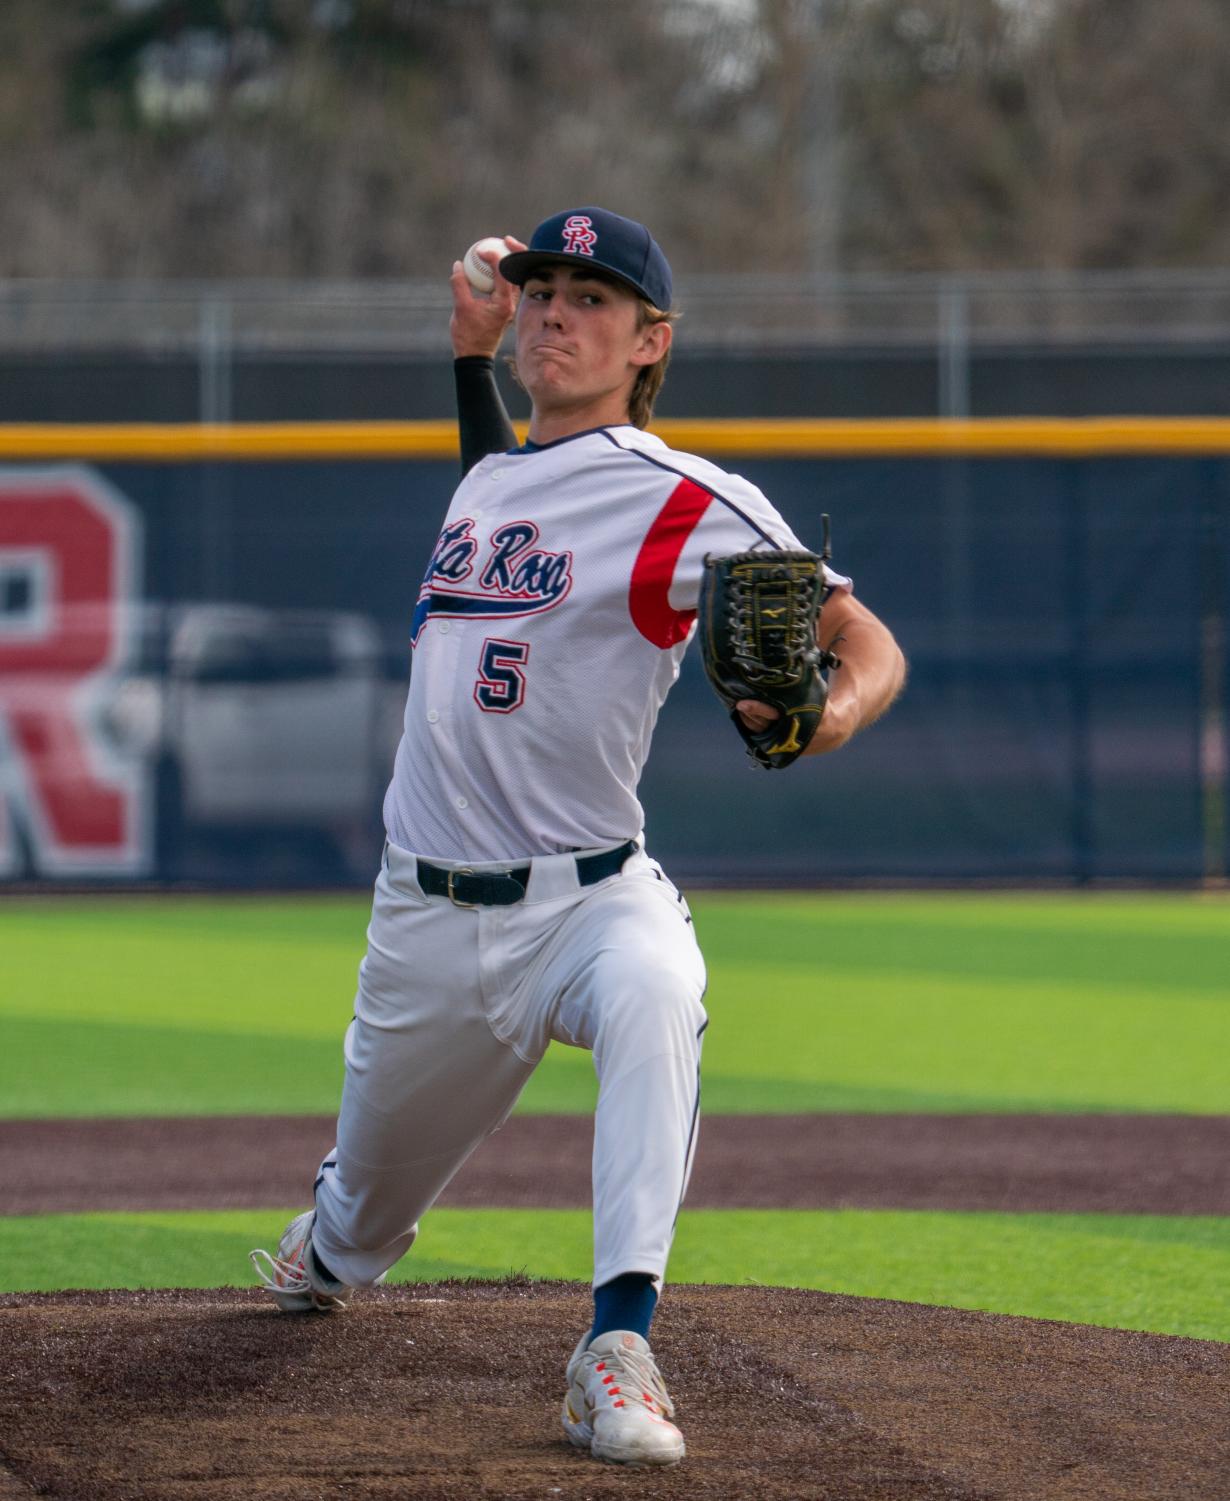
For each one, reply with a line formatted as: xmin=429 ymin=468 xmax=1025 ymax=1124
xmin=449 ymin=234 xmax=526 ymax=359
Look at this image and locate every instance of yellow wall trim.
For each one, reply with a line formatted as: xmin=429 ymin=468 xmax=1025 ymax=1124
xmin=3 ymin=417 xmax=1230 ymax=460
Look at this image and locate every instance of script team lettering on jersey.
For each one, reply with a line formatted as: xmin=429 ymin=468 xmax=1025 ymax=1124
xmin=412 ymin=518 xmax=574 ymax=643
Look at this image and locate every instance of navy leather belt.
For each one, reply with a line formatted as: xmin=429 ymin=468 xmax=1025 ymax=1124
xmin=417 ymin=839 xmax=637 ymax=908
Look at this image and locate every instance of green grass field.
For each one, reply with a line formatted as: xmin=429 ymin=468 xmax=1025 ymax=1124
xmin=3 ymin=892 xmax=1227 ymax=1116
xmin=4 ymin=1208 xmax=1227 ymax=1342
xmin=2 ymin=892 xmax=1228 ymax=1339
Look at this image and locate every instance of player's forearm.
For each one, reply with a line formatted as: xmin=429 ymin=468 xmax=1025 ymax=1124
xmin=804 ymin=605 xmax=906 ymax=755
xmin=448 ymin=236 xmax=523 ymax=475
xmin=454 ymin=356 xmax=518 ymax=476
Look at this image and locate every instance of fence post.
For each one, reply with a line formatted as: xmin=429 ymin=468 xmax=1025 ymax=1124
xmin=1064 ymin=461 xmax=1094 ymax=884
xmin=1199 ymin=460 xmax=1227 ymax=886
xmin=938 ymin=279 xmax=970 ymax=419
xmin=198 ymin=295 xmax=232 ymax=426
xmin=198 ymin=294 xmax=233 ymax=598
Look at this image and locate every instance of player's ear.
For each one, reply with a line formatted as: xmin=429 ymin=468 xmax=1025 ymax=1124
xmin=631 ymin=318 xmax=672 ymax=368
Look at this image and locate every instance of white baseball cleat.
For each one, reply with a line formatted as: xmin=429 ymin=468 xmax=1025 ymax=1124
xmin=562 ymin=1329 xmax=685 ymax=1466
xmin=249 ymin=1210 xmax=352 ymax=1313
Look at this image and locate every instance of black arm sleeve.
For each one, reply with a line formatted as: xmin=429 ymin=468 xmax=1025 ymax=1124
xmin=454 ymin=356 xmax=517 ymax=477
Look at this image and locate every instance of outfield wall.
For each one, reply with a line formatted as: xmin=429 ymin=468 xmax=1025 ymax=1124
xmin=0 ymin=420 xmax=1225 ymax=886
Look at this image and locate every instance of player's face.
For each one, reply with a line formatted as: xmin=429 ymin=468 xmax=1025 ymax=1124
xmin=515 ymin=267 xmax=669 ymax=428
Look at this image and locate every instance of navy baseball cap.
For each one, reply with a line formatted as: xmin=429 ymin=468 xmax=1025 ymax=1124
xmin=500 ymin=207 xmax=673 ymax=311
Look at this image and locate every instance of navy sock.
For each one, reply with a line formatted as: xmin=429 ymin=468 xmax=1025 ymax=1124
xmin=589 ymin=1272 xmax=658 ymax=1344
xmin=309 ymin=1244 xmax=342 ymax=1288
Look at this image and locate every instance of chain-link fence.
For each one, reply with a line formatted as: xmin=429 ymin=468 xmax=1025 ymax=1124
xmin=1 ymin=447 xmax=1225 ymax=888
xmin=4 ymin=270 xmax=1230 ymax=421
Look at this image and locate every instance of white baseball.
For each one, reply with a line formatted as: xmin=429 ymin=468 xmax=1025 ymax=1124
xmin=463 ymin=237 xmax=509 ymax=294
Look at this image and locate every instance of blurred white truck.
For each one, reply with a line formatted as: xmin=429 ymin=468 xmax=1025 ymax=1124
xmin=107 ymin=603 xmax=403 ymax=879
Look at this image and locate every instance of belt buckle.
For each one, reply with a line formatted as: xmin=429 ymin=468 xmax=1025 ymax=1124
xmin=447 ymin=867 xmax=477 ymax=908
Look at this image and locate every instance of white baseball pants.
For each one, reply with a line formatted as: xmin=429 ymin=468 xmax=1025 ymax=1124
xmin=310 ymin=839 xmax=708 ymax=1291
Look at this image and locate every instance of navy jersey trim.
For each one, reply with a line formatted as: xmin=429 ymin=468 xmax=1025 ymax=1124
xmin=671 ymin=1013 xmax=709 ymax=1233
xmin=597 ymin=429 xmax=781 ymax=547
xmin=508 ymin=423 xmax=629 ymax=455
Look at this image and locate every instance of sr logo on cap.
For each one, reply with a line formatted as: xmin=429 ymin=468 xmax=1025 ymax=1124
xmin=561 ymin=216 xmax=597 ymax=257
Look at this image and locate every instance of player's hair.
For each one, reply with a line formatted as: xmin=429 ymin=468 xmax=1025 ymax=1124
xmin=629 ymin=301 xmax=679 ymax=430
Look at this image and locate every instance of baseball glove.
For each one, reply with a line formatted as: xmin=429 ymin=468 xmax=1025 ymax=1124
xmin=698 ymin=540 xmax=840 ymax=770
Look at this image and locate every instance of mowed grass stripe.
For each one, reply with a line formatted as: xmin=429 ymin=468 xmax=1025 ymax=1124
xmin=2 ymin=893 xmax=1228 ymax=1117
xmin=2 ymin=1208 xmax=1228 ymax=1344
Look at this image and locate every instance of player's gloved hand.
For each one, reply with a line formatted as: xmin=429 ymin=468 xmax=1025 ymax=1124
xmin=449 ymin=234 xmax=526 ymax=359
xmin=735 ymin=694 xmax=854 ymax=757
xmin=699 ymin=548 xmax=840 ymax=769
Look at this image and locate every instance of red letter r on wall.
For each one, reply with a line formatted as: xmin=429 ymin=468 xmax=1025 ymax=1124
xmin=0 ymin=468 xmax=146 ymax=876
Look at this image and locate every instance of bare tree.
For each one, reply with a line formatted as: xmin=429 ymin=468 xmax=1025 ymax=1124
xmin=1 ymin=0 xmax=1229 ymax=277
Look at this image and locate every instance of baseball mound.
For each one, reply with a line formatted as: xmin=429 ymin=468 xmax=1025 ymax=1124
xmin=1 ymin=1281 xmax=1225 ymax=1500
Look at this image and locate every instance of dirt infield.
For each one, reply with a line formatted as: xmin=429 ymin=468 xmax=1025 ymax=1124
xmin=6 ymin=1111 xmax=1229 ymax=1215
xmin=6 ymin=1115 xmax=1226 ymax=1497
xmin=0 ymin=1282 xmax=1226 ymax=1501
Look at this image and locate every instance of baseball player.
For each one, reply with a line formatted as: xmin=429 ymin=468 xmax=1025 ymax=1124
xmin=252 ymin=207 xmax=905 ymax=1467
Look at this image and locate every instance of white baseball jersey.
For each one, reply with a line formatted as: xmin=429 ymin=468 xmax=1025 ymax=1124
xmin=383 ymin=425 xmax=850 ymax=862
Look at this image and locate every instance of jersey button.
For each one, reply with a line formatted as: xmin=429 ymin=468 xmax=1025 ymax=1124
xmin=455 ymin=796 xmax=469 ymax=810
xmin=489 ymin=468 xmax=505 ymax=479
xmin=438 ymin=622 xmax=451 ymax=634
xmin=426 ymin=710 xmax=440 ymax=724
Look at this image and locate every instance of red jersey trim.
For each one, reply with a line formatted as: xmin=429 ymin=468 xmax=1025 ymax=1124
xmin=629 ymin=478 xmax=712 ymax=648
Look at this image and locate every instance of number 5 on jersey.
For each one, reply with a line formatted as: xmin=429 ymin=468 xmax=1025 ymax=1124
xmin=475 ymin=638 xmax=530 ymax=713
